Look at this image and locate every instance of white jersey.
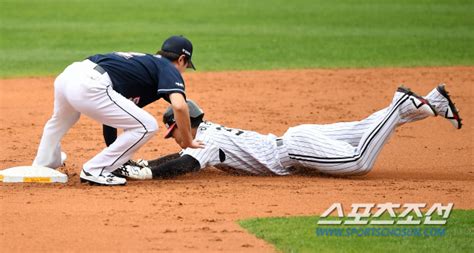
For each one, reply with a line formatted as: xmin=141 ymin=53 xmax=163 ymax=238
xmin=181 ymin=121 xmax=290 ymax=175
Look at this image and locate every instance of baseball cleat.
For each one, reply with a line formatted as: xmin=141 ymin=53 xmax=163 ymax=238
xmin=425 ymin=84 xmax=462 ymax=129
xmin=80 ymin=170 xmax=127 ymax=186
xmin=396 ymin=86 xmax=436 ymax=121
xmin=112 ymin=160 xmax=152 ymax=180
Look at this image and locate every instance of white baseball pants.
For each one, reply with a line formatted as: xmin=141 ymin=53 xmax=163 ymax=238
xmin=281 ymin=91 xmax=429 ymax=176
xmin=33 ymin=60 xmax=158 ymax=177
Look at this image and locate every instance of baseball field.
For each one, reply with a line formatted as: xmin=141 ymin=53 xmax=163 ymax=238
xmin=1 ymin=0 xmax=473 ymax=252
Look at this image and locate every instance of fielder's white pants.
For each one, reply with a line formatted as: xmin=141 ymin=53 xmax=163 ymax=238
xmin=33 ymin=60 xmax=158 ymax=177
xmin=281 ymin=91 xmax=429 ymax=176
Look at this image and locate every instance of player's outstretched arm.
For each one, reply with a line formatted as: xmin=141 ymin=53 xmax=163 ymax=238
xmin=149 ymin=155 xmax=200 ymax=178
xmin=147 ymin=153 xmax=181 ymax=167
xmin=114 ymin=154 xmax=201 ymax=180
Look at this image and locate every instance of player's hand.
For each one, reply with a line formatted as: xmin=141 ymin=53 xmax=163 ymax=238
xmin=181 ymin=139 xmax=205 ymax=149
xmin=189 ymin=139 xmax=205 ymax=149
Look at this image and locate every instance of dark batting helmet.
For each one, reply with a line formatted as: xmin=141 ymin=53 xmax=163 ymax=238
xmin=162 ymin=99 xmax=205 ymax=138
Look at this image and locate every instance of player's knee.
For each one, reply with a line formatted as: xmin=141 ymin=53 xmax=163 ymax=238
xmin=130 ymin=115 xmax=158 ymax=137
xmin=355 ymin=168 xmax=372 ymax=176
xmin=142 ymin=117 xmax=158 ymax=135
xmin=347 ymin=160 xmax=372 ymax=175
xmin=355 ymin=162 xmax=373 ymax=175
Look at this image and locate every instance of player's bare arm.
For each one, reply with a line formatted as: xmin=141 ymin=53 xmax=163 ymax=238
xmin=169 ymin=93 xmax=204 ymax=149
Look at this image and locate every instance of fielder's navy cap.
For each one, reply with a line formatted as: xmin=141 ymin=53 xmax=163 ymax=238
xmin=161 ymin=35 xmax=195 ymax=70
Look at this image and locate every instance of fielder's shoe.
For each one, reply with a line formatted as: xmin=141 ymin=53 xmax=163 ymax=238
xmin=396 ymin=86 xmax=436 ymax=123
xmin=80 ymin=170 xmax=127 ymax=186
xmin=424 ymin=84 xmax=462 ymax=129
xmin=113 ymin=161 xmax=152 ymax=180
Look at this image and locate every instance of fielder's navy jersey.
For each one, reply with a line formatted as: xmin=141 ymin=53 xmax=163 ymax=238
xmin=88 ymin=52 xmax=185 ymax=108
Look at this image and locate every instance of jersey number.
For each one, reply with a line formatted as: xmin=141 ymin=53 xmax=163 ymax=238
xmin=216 ymin=126 xmax=244 ymax=136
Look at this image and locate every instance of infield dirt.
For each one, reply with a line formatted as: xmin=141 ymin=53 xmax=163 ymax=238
xmin=1 ymin=67 xmax=473 ymax=252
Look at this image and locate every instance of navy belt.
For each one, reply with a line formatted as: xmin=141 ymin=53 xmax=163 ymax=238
xmin=93 ymin=65 xmax=106 ymax=74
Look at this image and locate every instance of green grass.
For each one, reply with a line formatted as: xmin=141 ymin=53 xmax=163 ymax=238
xmin=1 ymin=0 xmax=473 ymax=77
xmin=239 ymin=210 xmax=474 ymax=253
